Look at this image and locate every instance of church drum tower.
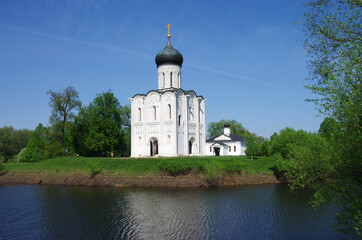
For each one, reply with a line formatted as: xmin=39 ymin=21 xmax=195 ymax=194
xmin=129 ymin=25 xmax=206 ymax=157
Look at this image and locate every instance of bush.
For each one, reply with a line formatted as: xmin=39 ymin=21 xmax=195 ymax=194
xmin=87 ymin=163 xmax=101 ymax=177
xmin=0 ymin=162 xmax=4 ymax=173
xmin=221 ymin=160 xmax=244 ymax=173
xmin=159 ymin=161 xmax=194 ymax=176
xmin=22 ymin=148 xmax=44 ymax=162
xmin=13 ymin=148 xmax=27 ymax=163
xmin=204 ymin=161 xmax=224 ymax=186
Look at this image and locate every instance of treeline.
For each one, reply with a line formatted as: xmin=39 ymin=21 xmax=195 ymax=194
xmin=0 ymin=126 xmax=32 ymax=162
xmin=7 ymin=86 xmax=131 ymax=163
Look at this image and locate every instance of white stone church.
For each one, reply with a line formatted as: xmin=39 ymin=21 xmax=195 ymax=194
xmin=129 ymin=26 xmax=206 ymax=157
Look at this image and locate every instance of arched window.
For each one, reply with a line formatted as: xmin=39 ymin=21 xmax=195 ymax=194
xmin=229 ymin=146 xmax=231 ymax=152
xmin=138 ymin=108 xmax=141 ymax=122
xmin=170 ymin=72 xmax=173 ymax=87
xmin=162 ymin=73 xmax=165 ymax=88
xmin=189 ymin=107 xmax=193 ymax=122
xmin=234 ymin=146 xmax=236 ymax=152
xmin=210 ymin=147 xmax=212 ymax=152
xmin=178 ymin=115 xmax=181 ymax=126
xmin=178 ymin=72 xmax=180 ymax=87
xmin=153 ymin=106 xmax=156 ymax=121
xmin=168 ymin=104 xmax=171 ymax=119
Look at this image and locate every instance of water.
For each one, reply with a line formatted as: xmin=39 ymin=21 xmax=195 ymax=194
xmin=0 ymin=184 xmax=343 ymax=239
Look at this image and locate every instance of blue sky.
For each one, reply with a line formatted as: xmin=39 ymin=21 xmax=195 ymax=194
xmin=0 ymin=0 xmax=323 ymax=138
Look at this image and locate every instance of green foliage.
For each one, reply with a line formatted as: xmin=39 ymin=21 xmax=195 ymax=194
xmin=73 ymin=91 xmax=130 ymax=156
xmin=22 ymin=123 xmax=45 ymax=162
xmin=245 ymin=136 xmax=260 ymax=157
xmin=204 ymin=161 xmax=224 ymax=186
xmin=13 ymin=148 xmax=27 ymax=163
xmin=301 ymin=0 xmax=362 ymax=237
xmin=259 ymin=141 xmax=270 ymax=156
xmin=0 ymin=162 xmax=4 ymax=173
xmin=318 ymin=117 xmax=341 ymax=141
xmin=207 ymin=119 xmax=253 ymax=139
xmin=0 ymin=126 xmax=32 ymax=162
xmin=270 ymin=128 xmax=332 ymax=188
xmin=47 ymin=86 xmax=82 ymax=154
xmin=159 ymin=160 xmax=201 ymax=176
xmin=87 ymin=162 xmax=102 ymax=177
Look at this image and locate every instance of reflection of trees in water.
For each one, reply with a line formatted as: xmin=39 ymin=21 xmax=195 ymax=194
xmin=40 ymin=186 xmax=132 ymax=239
xmin=2 ymin=185 xmax=345 ymax=239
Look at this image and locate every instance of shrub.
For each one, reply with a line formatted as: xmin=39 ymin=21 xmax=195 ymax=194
xmin=204 ymin=161 xmax=224 ymax=186
xmin=13 ymin=148 xmax=27 ymax=163
xmin=0 ymin=162 xmax=4 ymax=173
xmin=87 ymin=163 xmax=101 ymax=177
xmin=159 ymin=161 xmax=193 ymax=176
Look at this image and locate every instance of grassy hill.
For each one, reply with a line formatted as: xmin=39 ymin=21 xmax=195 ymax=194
xmin=1 ymin=156 xmax=277 ymax=187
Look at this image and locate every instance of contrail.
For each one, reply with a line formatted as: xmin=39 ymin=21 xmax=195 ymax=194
xmin=0 ymin=23 xmax=153 ymax=59
xmin=1 ymin=23 xmax=283 ymax=88
xmin=184 ymin=63 xmax=282 ymax=88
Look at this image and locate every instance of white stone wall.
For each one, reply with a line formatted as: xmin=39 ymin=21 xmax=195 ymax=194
xmin=158 ymin=64 xmax=181 ymax=89
xmin=130 ymin=89 xmax=206 ymax=157
xmin=205 ymin=141 xmax=246 ymax=156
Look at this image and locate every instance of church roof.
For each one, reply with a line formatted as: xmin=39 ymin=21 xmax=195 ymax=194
xmin=155 ymin=39 xmax=183 ymax=67
xmin=206 ymin=134 xmax=244 ymax=143
xmin=131 ymin=89 xmax=204 ymax=99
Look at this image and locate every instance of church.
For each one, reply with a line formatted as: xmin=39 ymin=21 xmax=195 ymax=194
xmin=205 ymin=122 xmax=246 ymax=156
xmin=129 ymin=25 xmax=206 ymax=157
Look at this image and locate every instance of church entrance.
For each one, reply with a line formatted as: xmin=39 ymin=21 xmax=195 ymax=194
xmin=149 ymin=139 xmax=158 ymax=156
xmin=214 ymin=147 xmax=220 ymax=156
xmin=189 ymin=137 xmax=195 ymax=155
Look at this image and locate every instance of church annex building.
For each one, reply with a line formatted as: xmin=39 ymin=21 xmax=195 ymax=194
xmin=129 ymin=25 xmax=206 ymax=157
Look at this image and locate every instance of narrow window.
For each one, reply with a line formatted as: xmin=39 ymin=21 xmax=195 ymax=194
xmin=229 ymin=146 xmax=231 ymax=152
xmin=178 ymin=115 xmax=181 ymax=126
xmin=234 ymin=146 xmax=236 ymax=152
xmin=153 ymin=106 xmax=156 ymax=121
xmin=178 ymin=72 xmax=180 ymax=87
xmin=210 ymin=147 xmax=212 ymax=152
xmin=138 ymin=108 xmax=141 ymax=122
xmin=168 ymin=104 xmax=171 ymax=119
xmin=170 ymin=72 xmax=173 ymax=87
xmin=162 ymin=73 xmax=165 ymax=88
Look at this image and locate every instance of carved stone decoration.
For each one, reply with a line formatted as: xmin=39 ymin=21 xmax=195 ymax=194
xmin=150 ymin=94 xmax=159 ymax=106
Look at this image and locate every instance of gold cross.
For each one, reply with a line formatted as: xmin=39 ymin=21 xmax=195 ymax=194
xmin=166 ymin=23 xmax=172 ymax=38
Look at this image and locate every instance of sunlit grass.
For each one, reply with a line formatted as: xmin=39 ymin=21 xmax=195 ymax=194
xmin=3 ymin=156 xmax=274 ymax=177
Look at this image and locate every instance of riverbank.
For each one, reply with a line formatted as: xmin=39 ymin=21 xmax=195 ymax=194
xmin=0 ymin=156 xmax=279 ymax=187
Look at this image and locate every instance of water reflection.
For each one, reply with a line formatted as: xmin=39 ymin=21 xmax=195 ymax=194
xmin=0 ymin=184 xmax=343 ymax=240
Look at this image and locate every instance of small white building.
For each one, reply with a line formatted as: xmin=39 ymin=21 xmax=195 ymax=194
xmin=129 ymin=26 xmax=206 ymax=157
xmin=205 ymin=122 xmax=246 ymax=156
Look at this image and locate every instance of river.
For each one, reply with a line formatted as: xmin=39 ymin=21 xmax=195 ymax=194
xmin=0 ymin=184 xmax=343 ymax=239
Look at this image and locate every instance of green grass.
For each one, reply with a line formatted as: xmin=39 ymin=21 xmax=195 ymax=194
xmin=3 ymin=156 xmax=274 ymax=178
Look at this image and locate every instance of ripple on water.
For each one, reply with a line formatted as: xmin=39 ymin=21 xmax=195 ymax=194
xmin=0 ymin=185 xmax=344 ymax=240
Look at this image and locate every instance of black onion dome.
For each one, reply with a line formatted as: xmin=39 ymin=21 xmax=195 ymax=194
xmin=224 ymin=122 xmax=230 ymax=128
xmin=155 ymin=39 xmax=183 ymax=67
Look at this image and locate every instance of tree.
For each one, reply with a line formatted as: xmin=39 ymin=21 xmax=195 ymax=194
xmin=47 ymin=86 xmax=82 ymax=154
xmin=259 ymin=140 xmax=270 ymax=156
xmin=300 ymin=1 xmax=361 ymax=236
xmin=207 ymin=119 xmax=252 ymax=139
xmin=245 ymin=136 xmax=260 ymax=159
xmin=0 ymin=126 xmax=32 ymax=162
xmin=22 ymin=123 xmax=45 ymax=162
xmin=318 ymin=117 xmax=341 ymax=141
xmin=73 ymin=91 xmax=129 ymax=156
